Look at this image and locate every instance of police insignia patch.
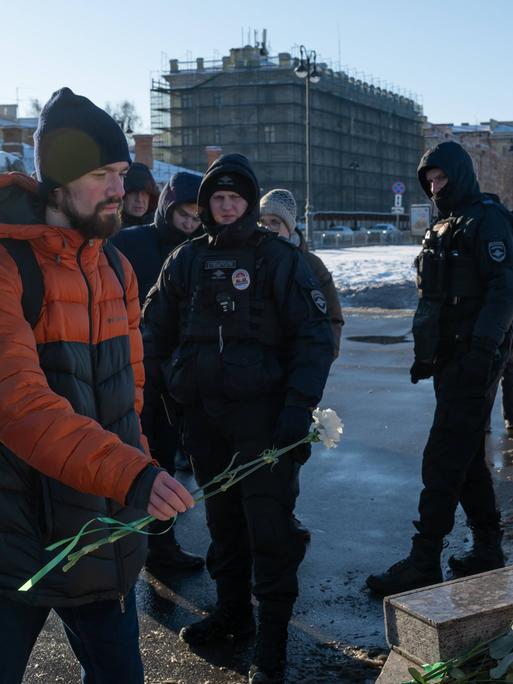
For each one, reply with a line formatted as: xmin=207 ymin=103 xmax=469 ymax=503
xmin=232 ymin=268 xmax=251 ymax=290
xmin=311 ymin=289 xmax=327 ymax=314
xmin=489 ymin=241 xmax=506 ymax=263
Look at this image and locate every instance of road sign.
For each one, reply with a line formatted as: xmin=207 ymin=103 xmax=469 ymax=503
xmin=392 ymin=181 xmax=405 ymax=194
xmin=391 ymin=206 xmax=405 ymax=214
xmin=394 ymin=193 xmax=403 ymax=208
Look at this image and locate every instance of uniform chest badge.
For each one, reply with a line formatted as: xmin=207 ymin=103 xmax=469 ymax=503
xmin=232 ymin=268 xmax=251 ymax=290
xmin=489 ymin=241 xmax=506 ymax=263
xmin=311 ymin=289 xmax=327 ymax=314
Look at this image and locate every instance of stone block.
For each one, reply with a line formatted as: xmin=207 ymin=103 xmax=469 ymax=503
xmin=375 ymin=649 xmax=416 ymax=683
xmin=384 ymin=566 xmax=513 ymax=665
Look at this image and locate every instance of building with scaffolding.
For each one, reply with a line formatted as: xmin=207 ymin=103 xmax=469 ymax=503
xmin=150 ymin=40 xmax=425 ymax=214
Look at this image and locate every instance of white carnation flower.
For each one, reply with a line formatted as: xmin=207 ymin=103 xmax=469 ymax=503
xmin=312 ymin=408 xmax=343 ymax=448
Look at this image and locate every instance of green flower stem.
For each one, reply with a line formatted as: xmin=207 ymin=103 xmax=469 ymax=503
xmin=404 ymin=630 xmax=513 ymax=683
xmin=19 ymin=430 xmax=320 ymax=591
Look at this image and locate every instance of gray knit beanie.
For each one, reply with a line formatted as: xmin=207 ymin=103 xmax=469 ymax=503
xmin=260 ymin=189 xmax=297 ymax=235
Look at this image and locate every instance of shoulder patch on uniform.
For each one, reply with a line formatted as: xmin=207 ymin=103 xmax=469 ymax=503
xmin=489 ymin=241 xmax=506 ymax=263
xmin=311 ymin=289 xmax=327 ymax=314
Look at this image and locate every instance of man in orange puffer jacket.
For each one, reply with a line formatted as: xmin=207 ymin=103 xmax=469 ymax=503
xmin=0 ymin=88 xmax=194 ymax=684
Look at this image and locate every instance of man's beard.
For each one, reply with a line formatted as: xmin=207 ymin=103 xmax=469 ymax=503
xmin=60 ymin=188 xmax=122 ymax=239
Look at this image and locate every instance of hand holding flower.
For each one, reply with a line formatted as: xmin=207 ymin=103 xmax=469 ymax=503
xmin=148 ymin=471 xmax=195 ymax=520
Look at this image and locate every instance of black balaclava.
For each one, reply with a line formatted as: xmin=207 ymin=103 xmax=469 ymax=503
xmin=197 ymin=153 xmax=260 ymax=243
xmin=417 ymin=141 xmax=480 ymax=218
xmin=34 ymin=87 xmax=131 ymax=197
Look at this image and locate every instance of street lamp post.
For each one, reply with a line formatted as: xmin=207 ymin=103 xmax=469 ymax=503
xmin=295 ymin=45 xmax=321 ymax=247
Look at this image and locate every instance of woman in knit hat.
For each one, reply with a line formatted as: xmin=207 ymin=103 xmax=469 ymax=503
xmin=260 ymin=188 xmax=344 ymax=358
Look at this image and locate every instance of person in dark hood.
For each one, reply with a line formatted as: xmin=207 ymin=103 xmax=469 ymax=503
xmin=113 ymin=171 xmax=203 ymax=303
xmin=121 ymin=162 xmax=159 ymax=228
xmin=143 ymin=154 xmax=333 ymax=684
xmin=111 ymin=171 xmax=204 ymax=574
xmin=367 ymin=141 xmax=513 ymax=596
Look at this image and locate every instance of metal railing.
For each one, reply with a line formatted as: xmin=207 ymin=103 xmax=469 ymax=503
xmin=311 ymin=230 xmax=422 ymax=249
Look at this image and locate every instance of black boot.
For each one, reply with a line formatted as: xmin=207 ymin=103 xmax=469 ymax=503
xmin=449 ymin=528 xmax=505 ymax=576
xmin=366 ymin=535 xmax=443 ymax=596
xmin=248 ymin=622 xmax=288 ymax=684
xmin=146 ymin=523 xmax=204 ymax=573
xmin=179 ymin=604 xmax=256 ymax=646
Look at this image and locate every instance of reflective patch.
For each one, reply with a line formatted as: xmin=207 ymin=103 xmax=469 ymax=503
xmin=311 ymin=289 xmax=327 ymax=314
xmin=489 ymin=241 xmax=506 ymax=263
xmin=232 ymin=268 xmax=251 ymax=290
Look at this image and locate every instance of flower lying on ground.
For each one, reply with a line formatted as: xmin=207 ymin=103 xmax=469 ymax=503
xmin=312 ymin=408 xmax=343 ymax=448
xmin=19 ymin=407 xmax=343 ymax=591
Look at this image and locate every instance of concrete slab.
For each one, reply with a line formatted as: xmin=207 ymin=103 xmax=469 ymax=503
xmin=375 ymin=649 xmax=415 ymax=684
xmin=385 ymin=566 xmax=513 ymax=664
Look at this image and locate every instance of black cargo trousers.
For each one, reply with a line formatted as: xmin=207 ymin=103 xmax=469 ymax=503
xmin=182 ymin=395 xmax=306 ymax=623
xmin=417 ymin=337 xmax=512 ymax=539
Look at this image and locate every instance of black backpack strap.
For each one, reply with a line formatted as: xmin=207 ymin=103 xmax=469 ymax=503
xmin=103 ymin=240 xmax=126 ymax=306
xmin=0 ymin=239 xmax=44 ymax=329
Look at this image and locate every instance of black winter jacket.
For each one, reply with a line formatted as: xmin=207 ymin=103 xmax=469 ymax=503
xmin=112 ymin=173 xmax=203 ymax=304
xmin=143 ymin=154 xmax=333 ymax=415
xmin=414 ymin=142 xmax=513 ymax=356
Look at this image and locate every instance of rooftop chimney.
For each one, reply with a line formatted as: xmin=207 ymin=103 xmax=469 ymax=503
xmin=133 ymin=134 xmax=154 ymax=170
xmin=205 ymin=145 xmax=222 ymax=169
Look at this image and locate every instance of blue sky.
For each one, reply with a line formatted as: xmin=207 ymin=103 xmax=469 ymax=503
xmin=3 ymin=0 xmax=511 ymax=130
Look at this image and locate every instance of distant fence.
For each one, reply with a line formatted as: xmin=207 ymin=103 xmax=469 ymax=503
xmin=311 ymin=230 xmax=422 ymax=250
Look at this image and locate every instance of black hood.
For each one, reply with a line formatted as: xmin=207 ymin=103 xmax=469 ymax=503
xmin=121 ymin=162 xmax=160 ymax=228
xmin=418 ymin=141 xmax=481 ymax=217
xmin=197 ymin=154 xmax=260 ymax=240
xmin=154 ymin=171 xmax=203 ymax=244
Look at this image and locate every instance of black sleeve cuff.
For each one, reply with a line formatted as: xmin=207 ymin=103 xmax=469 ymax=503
xmin=125 ymin=465 xmax=165 ymax=512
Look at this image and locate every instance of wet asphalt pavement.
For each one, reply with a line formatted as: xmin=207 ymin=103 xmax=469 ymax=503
xmin=24 ymin=305 xmax=513 ymax=683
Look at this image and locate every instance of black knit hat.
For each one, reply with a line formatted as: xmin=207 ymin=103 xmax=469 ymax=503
xmin=202 ymin=171 xmax=254 ymax=205
xmin=34 ymin=87 xmax=131 ymax=195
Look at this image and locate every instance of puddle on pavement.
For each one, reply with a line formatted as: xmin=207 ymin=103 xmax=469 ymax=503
xmin=347 ymin=334 xmax=409 ymax=345
xmin=493 ymin=446 xmax=513 ymax=479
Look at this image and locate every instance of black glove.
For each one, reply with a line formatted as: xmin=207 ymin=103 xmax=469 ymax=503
xmin=459 ymin=338 xmax=496 ymax=391
xmin=273 ymin=406 xmax=312 ymax=448
xmin=410 ymin=360 xmax=434 ymax=384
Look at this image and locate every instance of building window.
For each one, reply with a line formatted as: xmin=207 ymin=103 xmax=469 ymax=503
xmin=182 ymin=94 xmax=192 ymax=109
xmin=182 ymin=129 xmax=193 ymax=145
xmin=264 ymin=125 xmax=276 ymax=143
xmin=214 ymin=92 xmax=223 ymax=107
xmin=213 ymin=128 xmax=221 ymax=145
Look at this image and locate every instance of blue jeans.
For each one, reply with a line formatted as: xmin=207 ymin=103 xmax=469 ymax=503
xmin=0 ymin=588 xmax=144 ymax=684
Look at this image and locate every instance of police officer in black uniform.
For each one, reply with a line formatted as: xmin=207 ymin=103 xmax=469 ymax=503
xmin=367 ymin=141 xmax=513 ymax=597
xmin=143 ymin=154 xmax=333 ymax=683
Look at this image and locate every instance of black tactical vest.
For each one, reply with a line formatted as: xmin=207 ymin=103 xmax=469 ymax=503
xmin=412 ymin=203 xmax=488 ymax=363
xmin=180 ymin=243 xmax=283 ymax=348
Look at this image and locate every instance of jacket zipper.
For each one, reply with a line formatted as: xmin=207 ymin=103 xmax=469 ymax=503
xmin=77 ymin=240 xmax=126 ymax=612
